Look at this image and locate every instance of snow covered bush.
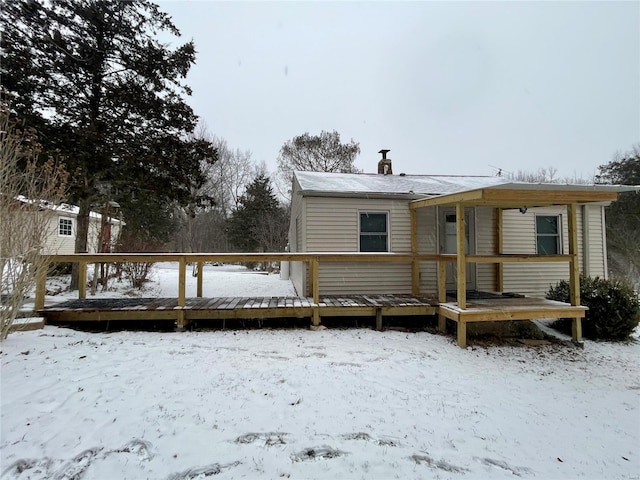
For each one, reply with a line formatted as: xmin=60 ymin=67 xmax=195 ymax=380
xmin=546 ymin=275 xmax=640 ymax=340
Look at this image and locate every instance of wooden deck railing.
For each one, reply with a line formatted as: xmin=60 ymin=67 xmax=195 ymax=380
xmin=36 ymin=251 xmax=577 ymax=327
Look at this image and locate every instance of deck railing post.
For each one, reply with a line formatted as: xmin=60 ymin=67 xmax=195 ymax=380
xmin=437 ymin=259 xmax=447 ymax=333
xmin=311 ymin=257 xmax=320 ymax=326
xmin=78 ymin=262 xmax=87 ymax=299
xmin=177 ymin=257 xmax=187 ymax=329
xmin=456 ymin=203 xmax=467 ymax=310
xmin=567 ymin=203 xmax=582 ymax=342
xmin=35 ymin=256 xmax=47 ymax=311
xmin=197 ymin=261 xmax=203 ymax=298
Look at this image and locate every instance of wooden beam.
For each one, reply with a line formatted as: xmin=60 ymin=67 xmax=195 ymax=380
xmin=197 ymin=261 xmax=203 ymax=298
xmin=572 ymin=317 xmax=583 ymax=342
xmin=78 ymin=262 xmax=87 ymax=299
xmin=410 ymin=189 xmax=484 ymax=209
xmin=456 ymin=204 xmax=466 ymax=310
xmin=457 ymin=321 xmax=467 ymax=348
xmin=311 ymin=257 xmax=320 ymax=326
xmin=496 ymin=208 xmax=503 ymax=293
xmin=482 ymin=188 xmax=618 ymax=205
xmin=567 ymin=203 xmax=582 ymax=343
xmin=410 ymin=209 xmax=420 ymax=295
xmin=35 ymin=259 xmax=47 ymax=311
xmin=567 ymin=203 xmax=580 ymax=307
xmin=177 ymin=257 xmax=187 ymax=329
xmin=466 ymin=254 xmax=572 ymax=263
xmin=410 ymin=187 xmax=618 ymax=210
xmin=437 ymin=260 xmax=447 ymax=332
xmin=376 ymin=308 xmax=382 ymax=331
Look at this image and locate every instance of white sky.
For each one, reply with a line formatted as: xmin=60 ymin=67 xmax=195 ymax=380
xmin=158 ymin=1 xmax=640 ymax=180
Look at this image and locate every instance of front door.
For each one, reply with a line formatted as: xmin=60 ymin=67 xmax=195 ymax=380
xmin=440 ymin=207 xmax=476 ymax=290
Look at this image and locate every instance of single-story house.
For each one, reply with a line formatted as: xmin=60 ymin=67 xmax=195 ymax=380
xmin=288 ymin=151 xmax=636 ymax=346
xmin=15 ymin=196 xmax=123 ymax=255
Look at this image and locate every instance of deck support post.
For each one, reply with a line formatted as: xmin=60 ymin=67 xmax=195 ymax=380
xmin=410 ymin=209 xmax=420 ymax=295
xmin=376 ymin=308 xmax=382 ymax=331
xmin=177 ymin=257 xmax=187 ymax=330
xmin=567 ymin=203 xmax=582 ymax=342
xmin=35 ymin=257 xmax=47 ymax=312
xmin=311 ymin=257 xmax=320 ymax=327
xmin=496 ymin=208 xmax=504 ymax=293
xmin=456 ymin=203 xmax=467 ymax=310
xmin=196 ymin=261 xmax=203 ymax=298
xmin=437 ymin=260 xmax=447 ymax=333
xmin=457 ymin=320 xmax=467 ymax=348
xmin=78 ymin=262 xmax=87 ymax=299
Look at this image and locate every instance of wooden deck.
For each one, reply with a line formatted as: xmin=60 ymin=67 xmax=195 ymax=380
xmin=40 ymin=294 xmax=438 ymax=324
xmin=38 ymin=293 xmax=588 ymax=349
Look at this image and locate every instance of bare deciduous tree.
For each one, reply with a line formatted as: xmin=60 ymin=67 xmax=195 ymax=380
xmin=276 ymin=130 xmax=360 ymax=199
xmin=1 ymin=104 xmax=68 ymax=340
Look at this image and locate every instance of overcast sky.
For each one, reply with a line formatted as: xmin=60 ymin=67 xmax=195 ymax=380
xmin=158 ymin=1 xmax=639 ymax=180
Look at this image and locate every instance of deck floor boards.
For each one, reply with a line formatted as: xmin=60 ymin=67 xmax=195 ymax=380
xmin=38 ymin=293 xmax=583 ymax=326
xmin=40 ymin=294 xmax=437 ymax=322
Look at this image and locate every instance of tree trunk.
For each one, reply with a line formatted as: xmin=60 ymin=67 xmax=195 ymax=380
xmin=70 ymin=198 xmax=91 ymax=290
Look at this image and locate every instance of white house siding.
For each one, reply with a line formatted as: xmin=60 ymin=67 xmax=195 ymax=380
xmin=289 ymin=189 xmax=608 ymax=298
xmin=416 ymin=207 xmax=437 ymax=293
xmin=475 ymin=207 xmax=497 ymax=292
xmin=43 ymin=214 xmax=121 ymax=256
xmin=583 ymin=205 xmax=607 ymax=278
xmin=501 ymin=205 xmax=606 ymax=297
xmin=288 ymin=186 xmax=306 ymax=295
xmin=304 ymin=196 xmax=413 ymax=295
xmin=42 ymin=214 xmax=76 ymax=255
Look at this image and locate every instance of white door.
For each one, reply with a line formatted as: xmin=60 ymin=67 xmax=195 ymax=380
xmin=440 ymin=208 xmax=476 ymax=290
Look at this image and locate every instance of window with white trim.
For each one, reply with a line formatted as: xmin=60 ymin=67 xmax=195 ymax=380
xmin=536 ymin=215 xmax=561 ymax=254
xmin=359 ymin=212 xmax=388 ymax=252
xmin=59 ymin=217 xmax=73 ymax=237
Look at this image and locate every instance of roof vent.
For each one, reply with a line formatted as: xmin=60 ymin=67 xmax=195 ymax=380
xmin=378 ymin=149 xmax=392 ymax=175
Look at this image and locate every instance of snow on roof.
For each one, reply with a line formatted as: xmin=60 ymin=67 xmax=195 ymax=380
xmin=293 ymin=171 xmax=639 ymax=197
xmin=14 ymin=195 xmax=123 ymax=224
xmin=294 ymin=171 xmax=509 ymax=196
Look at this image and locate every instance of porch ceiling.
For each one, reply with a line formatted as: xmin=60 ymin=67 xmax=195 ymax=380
xmin=409 ymin=185 xmax=621 ymax=209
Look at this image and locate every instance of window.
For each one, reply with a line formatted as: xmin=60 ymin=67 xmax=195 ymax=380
xmin=536 ymin=215 xmax=561 ymax=254
xmin=59 ymin=217 xmax=73 ymax=237
xmin=359 ymin=212 xmax=388 ymax=252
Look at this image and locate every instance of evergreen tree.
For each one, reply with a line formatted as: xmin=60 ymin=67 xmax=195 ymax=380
xmin=596 ymin=146 xmax=640 ymax=286
xmin=1 ymin=0 xmax=216 ymax=260
xmin=227 ymin=175 xmax=282 ymax=252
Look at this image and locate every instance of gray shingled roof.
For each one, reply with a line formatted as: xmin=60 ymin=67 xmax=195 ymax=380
xmin=293 ymin=171 xmax=509 ymax=196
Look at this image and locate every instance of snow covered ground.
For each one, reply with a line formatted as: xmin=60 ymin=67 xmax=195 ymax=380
xmin=2 ymin=264 xmax=639 ymax=479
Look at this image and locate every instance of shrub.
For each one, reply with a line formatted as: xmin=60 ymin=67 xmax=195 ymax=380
xmin=120 ymin=262 xmax=154 ymax=290
xmin=546 ymin=275 xmax=640 ymax=340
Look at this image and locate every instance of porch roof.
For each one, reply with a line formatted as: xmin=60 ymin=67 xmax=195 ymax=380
xmin=409 ymin=183 xmax=639 ymax=209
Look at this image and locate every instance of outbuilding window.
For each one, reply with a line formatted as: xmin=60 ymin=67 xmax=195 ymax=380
xmin=359 ymin=212 xmax=388 ymax=252
xmin=536 ymin=215 xmax=561 ymax=254
xmin=59 ymin=217 xmax=73 ymax=237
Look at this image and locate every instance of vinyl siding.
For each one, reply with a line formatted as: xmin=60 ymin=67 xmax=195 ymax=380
xmin=43 ymin=214 xmax=121 ymax=255
xmin=306 ymin=196 xmax=413 ymax=295
xmin=289 ymin=184 xmax=608 ymax=297
xmin=501 ymin=205 xmax=597 ymax=298
xmin=475 ymin=207 xmax=496 ymax=291
xmin=43 ymin=215 xmax=76 ymax=255
xmin=417 ymin=207 xmax=437 ymax=293
xmin=584 ymin=205 xmax=606 ymax=277
xmin=288 ymin=183 xmax=306 ymax=295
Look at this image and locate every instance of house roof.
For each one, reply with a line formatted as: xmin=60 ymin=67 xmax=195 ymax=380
xmin=293 ymin=171 xmax=509 ymax=197
xmin=15 ymin=196 xmax=123 ymax=224
xmin=293 ymin=171 xmax=639 ymax=207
